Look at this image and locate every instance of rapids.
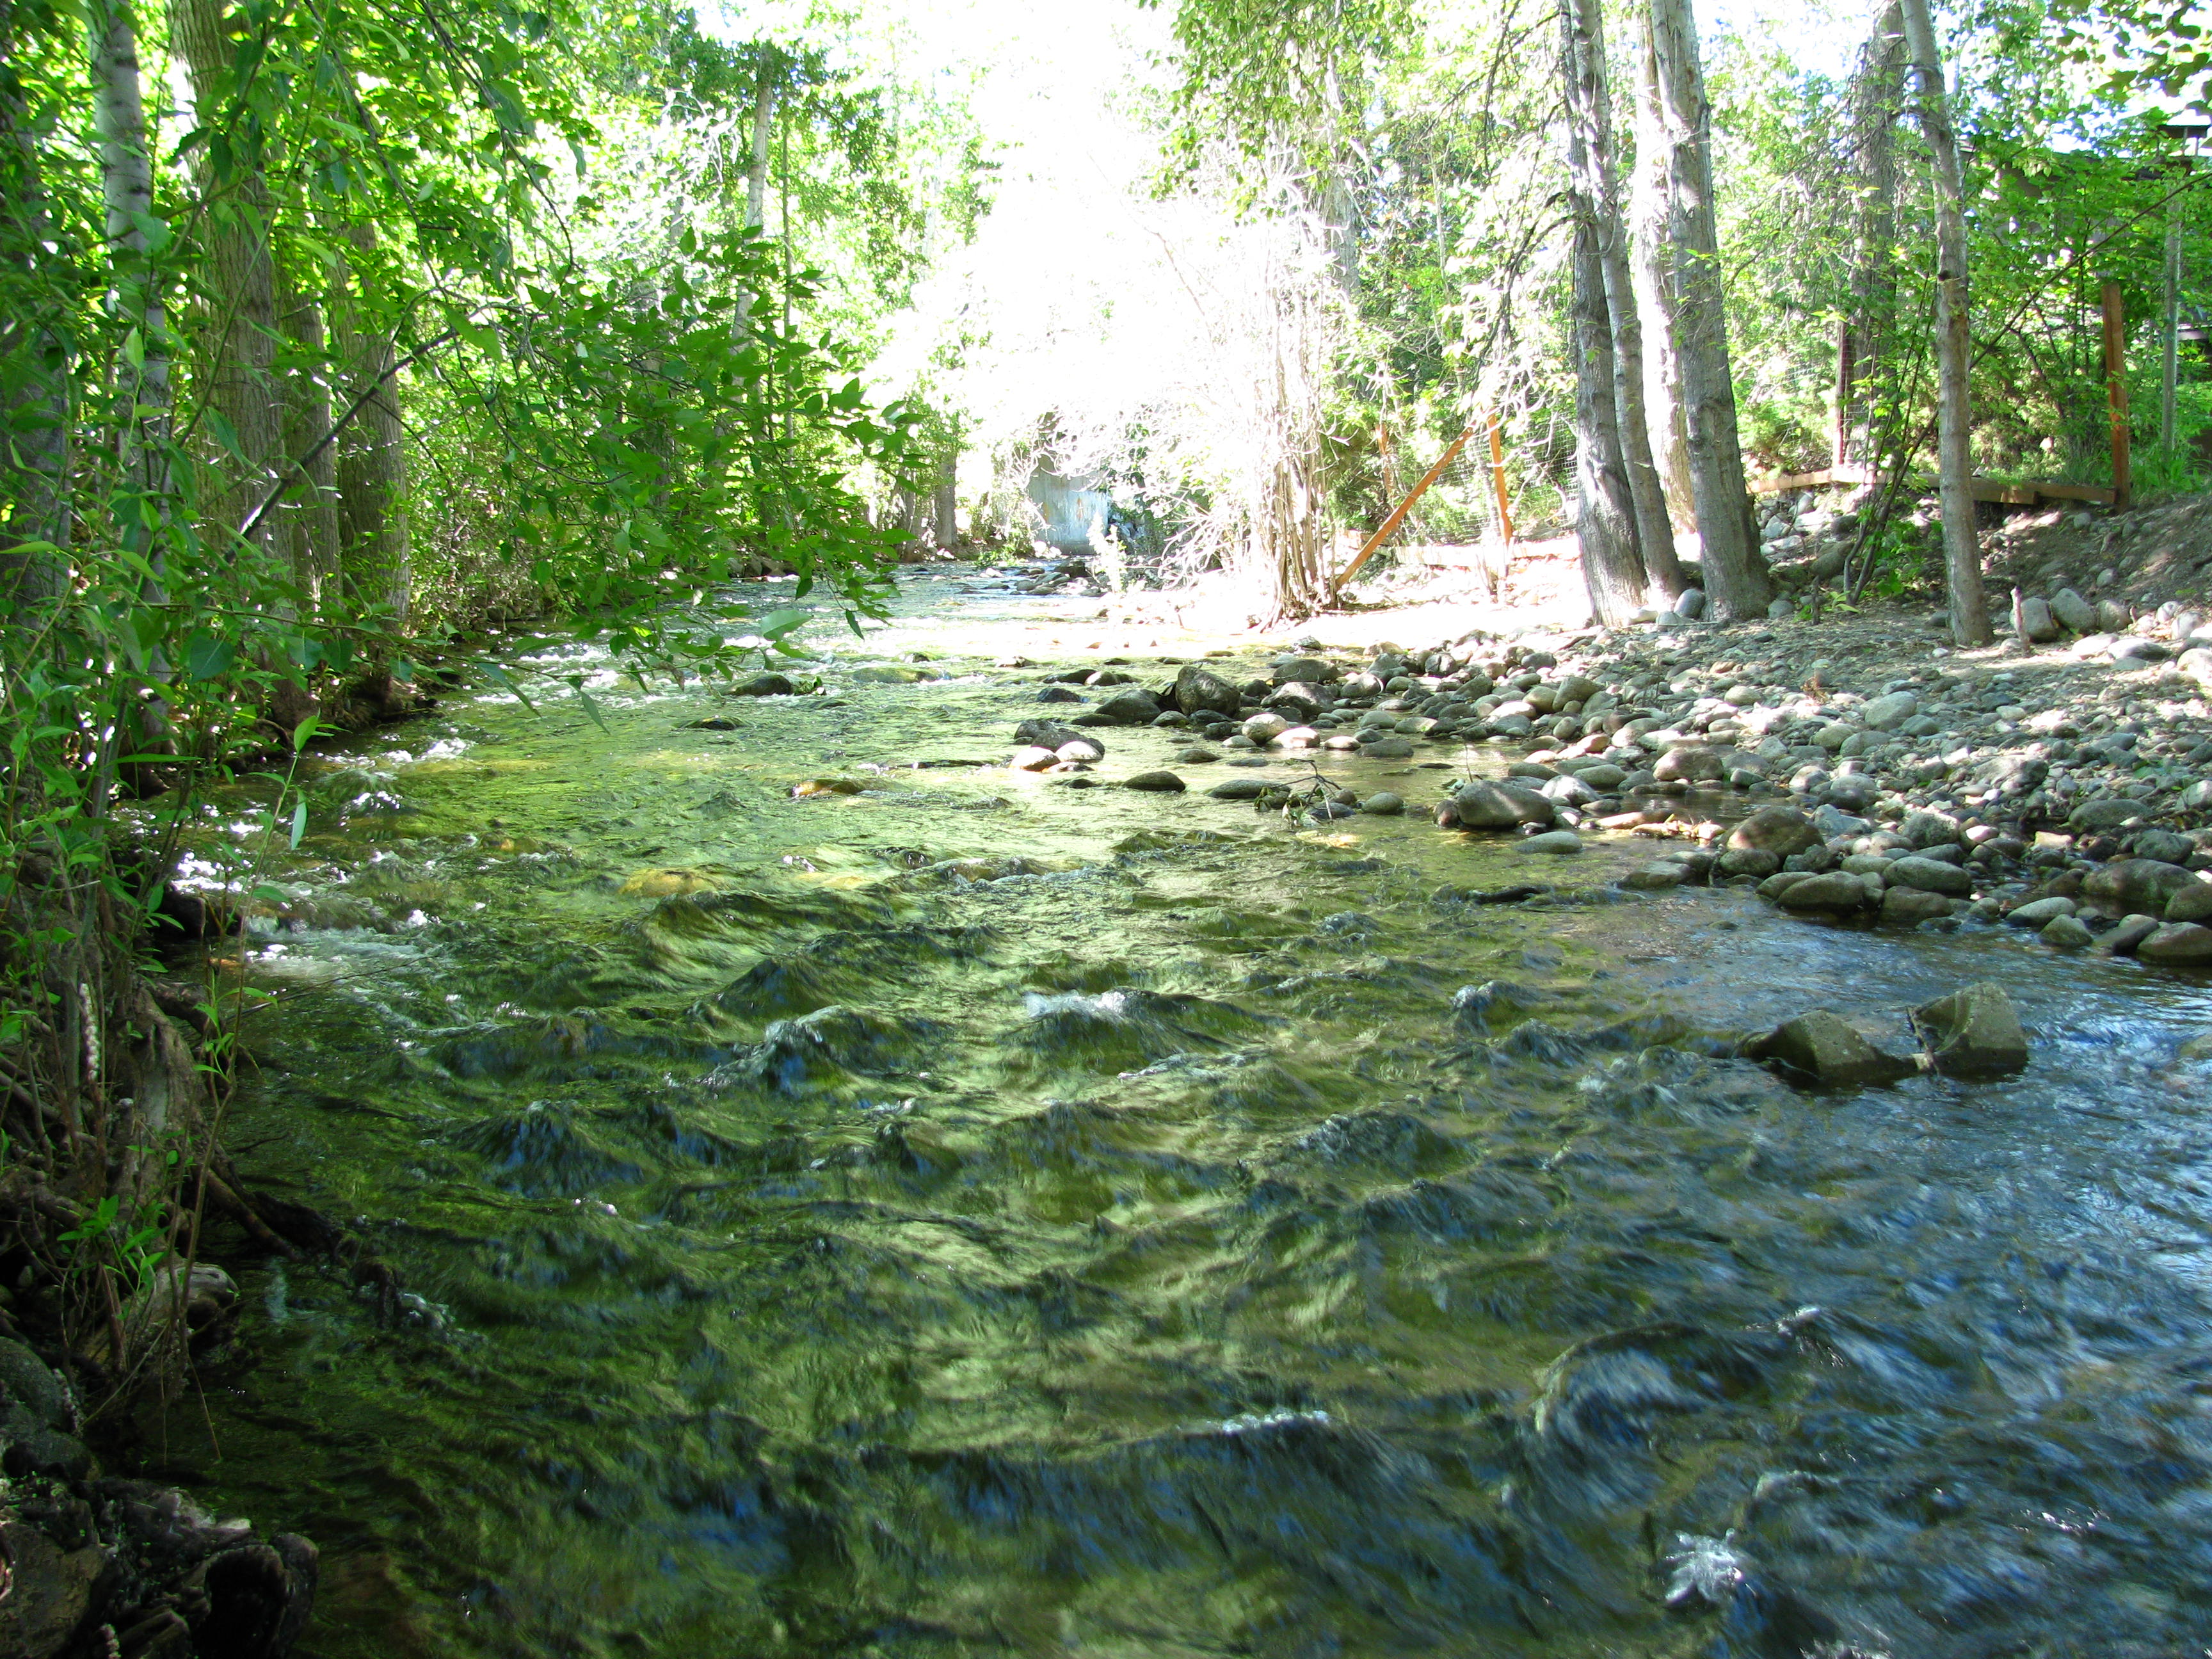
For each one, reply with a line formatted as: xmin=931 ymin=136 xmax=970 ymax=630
xmin=143 ymin=569 xmax=2212 ymax=1656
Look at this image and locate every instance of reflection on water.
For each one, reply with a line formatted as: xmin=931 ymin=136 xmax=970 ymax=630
xmin=142 ymin=573 xmax=2212 ymax=1656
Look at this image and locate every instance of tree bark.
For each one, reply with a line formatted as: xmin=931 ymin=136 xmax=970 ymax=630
xmin=1 ymin=0 xmax=71 ymax=606
xmin=1644 ymin=0 xmax=1770 ymax=620
xmin=328 ymin=223 xmax=409 ymax=622
xmin=1630 ymin=29 xmax=1696 ymax=526
xmin=1843 ymin=1 xmax=1905 ymax=467
xmin=933 ymin=438 xmax=959 ymax=552
xmin=275 ymin=257 xmax=340 ymax=600
xmin=1899 ymin=0 xmax=1990 ymax=645
xmin=1561 ymin=11 xmax=1647 ymax=631
xmin=169 ymin=0 xmax=281 ymax=550
xmin=1562 ymin=0 xmax=1682 ymax=602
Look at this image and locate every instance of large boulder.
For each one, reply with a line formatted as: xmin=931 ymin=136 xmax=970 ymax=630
xmin=1729 ymin=806 xmax=1820 ymax=858
xmin=1450 ymin=780 xmax=1527 ymax=830
xmin=1912 ymin=982 xmax=2028 ymax=1077
xmin=2081 ymin=858 xmax=2195 ymax=916
xmin=1775 ymin=872 xmax=1872 ymax=912
xmin=1752 ymin=1010 xmax=1916 ymax=1087
xmin=1172 ymin=665 xmax=1242 ymax=717
xmin=2167 ymin=880 xmax=2212 ymax=924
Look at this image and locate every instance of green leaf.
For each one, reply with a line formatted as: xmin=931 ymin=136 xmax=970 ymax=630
xmin=184 ymin=633 xmax=237 ymax=682
xmin=289 ymin=799 xmax=308 ymax=849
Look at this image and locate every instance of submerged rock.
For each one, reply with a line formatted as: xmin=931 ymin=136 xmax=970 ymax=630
xmin=1912 ymin=982 xmax=2028 ymax=1077
xmin=1123 ymin=771 xmax=1187 ymax=793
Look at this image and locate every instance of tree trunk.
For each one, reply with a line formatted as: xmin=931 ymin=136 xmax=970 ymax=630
xmin=328 ymin=223 xmax=409 ymax=622
xmin=1630 ymin=30 xmax=1697 ymax=527
xmin=933 ymin=440 xmax=959 ymax=552
xmin=1563 ymin=0 xmax=1683 ymax=602
xmin=1562 ymin=17 xmax=1647 ymax=632
xmin=275 ymin=259 xmax=341 ymax=602
xmin=1644 ymin=0 xmax=1770 ymax=620
xmin=89 ymin=0 xmax=170 ymax=561
xmin=170 ymin=0 xmax=280 ymax=551
xmin=1899 ymin=0 xmax=1989 ymax=645
xmin=0 ymin=0 xmax=70 ymax=607
xmin=1843 ymin=1 xmax=1905 ymax=467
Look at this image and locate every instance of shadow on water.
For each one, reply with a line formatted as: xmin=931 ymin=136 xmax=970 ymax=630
xmin=144 ymin=579 xmax=2212 ymax=1658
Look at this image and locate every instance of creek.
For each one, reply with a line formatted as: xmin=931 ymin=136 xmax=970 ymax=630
xmin=142 ymin=569 xmax=2212 ymax=1656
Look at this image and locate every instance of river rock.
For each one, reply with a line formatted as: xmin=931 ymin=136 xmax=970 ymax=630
xmin=0 ymin=1519 xmax=102 ymax=1659
xmin=1896 ymin=808 xmax=1960 ymax=849
xmin=2050 ymin=586 xmax=2095 ymax=632
xmin=1361 ymin=792 xmax=1405 ymax=813
xmin=1095 ymin=689 xmax=1161 ymax=725
xmin=1966 ymin=753 xmax=2047 ymax=797
xmin=1123 ymin=771 xmax=1185 ymax=793
xmin=1009 ymin=745 xmax=1056 ymax=771
xmin=1208 ymin=778 xmax=1269 ymax=800
xmin=1776 ymin=872 xmax=1870 ymax=911
xmin=1242 ymin=711 xmax=1290 ymax=744
xmin=1882 ymin=886 xmax=1955 ymax=924
xmin=2040 ymin=912 xmax=2094 ymax=947
xmin=1884 ymin=856 xmax=1974 ymax=896
xmin=1729 ymin=806 xmax=1820 ymax=857
xmin=1173 ymin=665 xmax=1242 ymax=717
xmin=2070 ymin=796 xmax=2149 ymax=831
xmin=2104 ymin=913 xmax=2163 ymax=954
xmin=1913 ymin=982 xmax=2028 ymax=1077
xmin=1361 ymin=737 xmax=1417 ymax=758
xmin=2134 ymin=829 xmax=2194 ymax=865
xmin=1271 ymin=656 xmax=1332 ymax=685
xmin=2138 ymin=922 xmax=2212 ymax=964
xmin=730 ymin=671 xmax=798 ymax=696
xmin=0 ymin=1339 xmax=69 ymax=1431
xmin=1752 ymin=1010 xmax=1915 ymax=1087
xmin=1718 ymin=848 xmax=1782 ymax=878
xmin=1036 ymin=684 xmax=1082 ymax=703
xmin=2018 ymin=596 xmax=2060 ymax=641
xmin=1518 ymin=830 xmax=1582 ymax=854
xmin=2082 ymin=858 xmax=2194 ymax=915
xmin=1620 ymin=861 xmax=1688 ymax=889
xmin=2179 ymin=646 xmax=2212 ymax=694
xmin=1861 ymin=691 xmax=1918 ymax=730
xmin=1451 ymin=781 xmax=1524 ymax=829
xmin=2161 ymin=878 xmax=2212 ymax=922
xmin=1014 ymin=719 xmax=1102 ymax=755
xmin=1654 ymin=745 xmax=1724 ymax=783
xmin=2006 ymin=895 xmax=2076 ymax=927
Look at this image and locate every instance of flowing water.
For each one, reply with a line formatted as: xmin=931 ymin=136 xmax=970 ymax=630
xmin=144 ymin=571 xmax=2212 ymax=1657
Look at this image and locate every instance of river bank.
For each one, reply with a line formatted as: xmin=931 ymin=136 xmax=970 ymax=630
xmin=43 ymin=559 xmax=2212 ymax=1656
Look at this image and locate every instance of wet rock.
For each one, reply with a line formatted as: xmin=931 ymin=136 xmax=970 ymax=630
xmin=1717 ymin=848 xmax=1782 ymax=878
xmin=1619 ymin=861 xmax=1688 ymax=889
xmin=2104 ymin=913 xmax=2163 ymax=955
xmin=1884 ymin=856 xmax=1973 ymax=896
xmin=2165 ymin=879 xmax=2212 ymax=923
xmin=618 ymin=867 xmax=723 ymax=898
xmin=1304 ymin=802 xmax=1358 ymax=825
xmin=1896 ymin=808 xmax=1960 ymax=849
xmin=1751 ymin=1011 xmax=1915 ymax=1087
xmin=1360 ymin=792 xmax=1404 ymax=814
xmin=1360 ymin=737 xmax=1416 ymax=758
xmin=2138 ymin=922 xmax=2212 ymax=964
xmin=188 ymin=1535 xmax=321 ymax=1659
xmin=730 ymin=671 xmax=799 ymax=696
xmin=1036 ymin=684 xmax=1083 ymax=703
xmin=2041 ymin=913 xmax=2094 ymax=947
xmin=0 ymin=1338 xmax=70 ymax=1431
xmin=1517 ymin=830 xmax=1583 ymax=854
xmin=1912 ymin=982 xmax=2028 ymax=1077
xmin=2081 ymin=858 xmax=2194 ymax=915
xmin=1776 ymin=872 xmax=1871 ymax=911
xmin=1014 ymin=718 xmax=1102 ymax=755
xmin=1208 ymin=778 xmax=1269 ymax=800
xmin=1270 ymin=655 xmax=1332 ymax=685
xmin=1173 ymin=664 xmax=1242 ymax=716
xmin=1123 ymin=771 xmax=1186 ymax=793
xmin=1009 ymin=744 xmax=1057 ymax=771
xmin=1728 ymin=806 xmax=1820 ymax=858
xmin=1880 ymin=886 xmax=1955 ymax=925
xmin=1094 ymin=689 xmax=1160 ymax=724
xmin=1243 ymin=711 xmax=1290 ymax=744
xmin=0 ymin=1519 xmax=102 ymax=1659
xmin=2005 ymin=895 xmax=2076 ymax=927
xmin=2134 ymin=828 xmax=2195 ymax=865
xmin=1449 ymin=780 xmax=1525 ymax=830
xmin=2069 ymin=796 xmax=2149 ymax=831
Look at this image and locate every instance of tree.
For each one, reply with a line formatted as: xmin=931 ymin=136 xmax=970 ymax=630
xmin=1630 ymin=31 xmax=1697 ymax=527
xmin=1900 ymin=0 xmax=1991 ymax=645
xmin=1561 ymin=0 xmax=1683 ymax=603
xmin=1644 ymin=0 xmax=1770 ymax=619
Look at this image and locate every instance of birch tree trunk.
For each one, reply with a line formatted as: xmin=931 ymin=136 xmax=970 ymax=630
xmin=1899 ymin=0 xmax=1990 ymax=645
xmin=89 ymin=0 xmax=171 ymax=565
xmin=1843 ymin=1 xmax=1905 ymax=467
xmin=1644 ymin=0 xmax=1771 ymax=620
xmin=1630 ymin=31 xmax=1697 ymax=526
xmin=329 ymin=223 xmax=409 ymax=622
xmin=1563 ymin=0 xmax=1683 ymax=602
xmin=170 ymin=0 xmax=280 ymax=550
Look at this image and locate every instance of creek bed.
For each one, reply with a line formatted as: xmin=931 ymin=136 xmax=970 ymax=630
xmin=143 ymin=572 xmax=2212 ymax=1656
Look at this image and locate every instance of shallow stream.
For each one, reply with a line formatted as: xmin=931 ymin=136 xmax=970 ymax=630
xmin=149 ymin=571 xmax=2212 ymax=1656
